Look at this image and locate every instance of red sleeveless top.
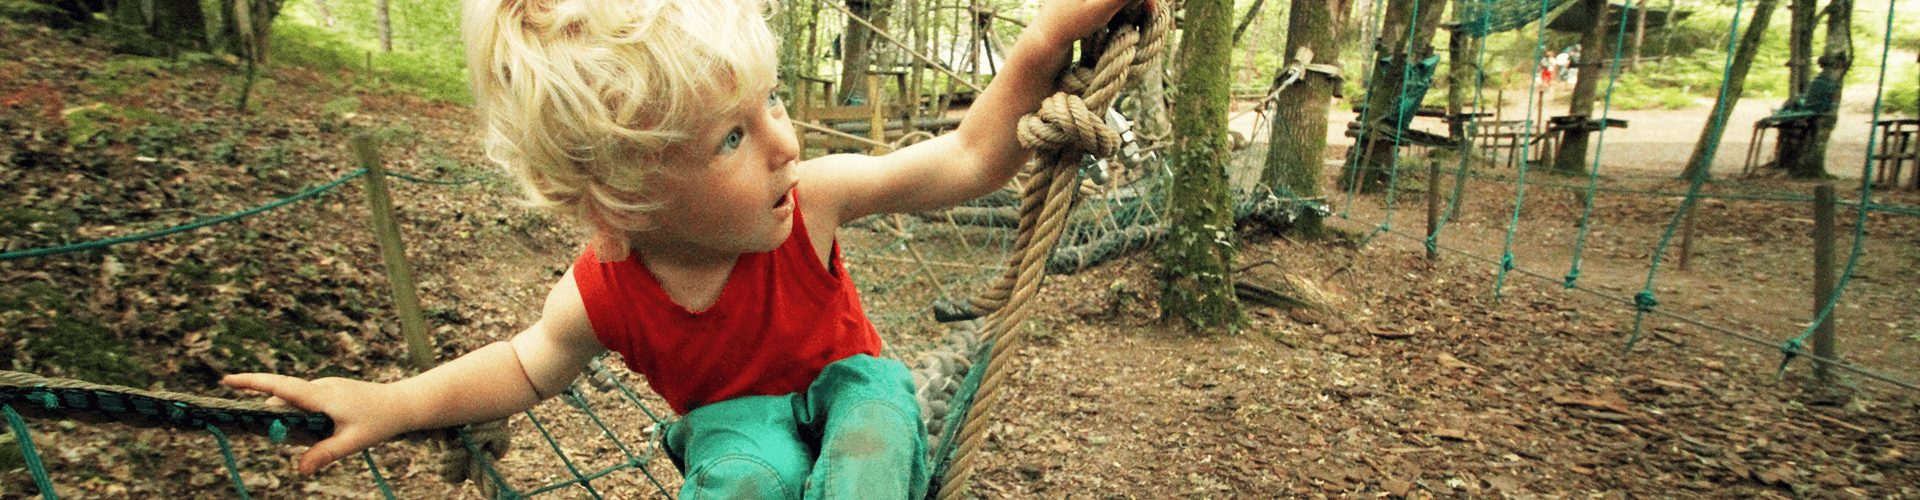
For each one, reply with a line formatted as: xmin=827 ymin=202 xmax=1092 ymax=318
xmin=571 ymin=194 xmax=882 ymax=415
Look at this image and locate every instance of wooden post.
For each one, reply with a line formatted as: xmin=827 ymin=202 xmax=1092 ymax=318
xmin=868 ymin=73 xmax=887 ymax=154
xmin=1811 ymin=184 xmax=1837 ymax=386
xmin=352 ymin=135 xmax=434 ymax=370
xmin=1427 ymin=160 xmax=1440 ymax=260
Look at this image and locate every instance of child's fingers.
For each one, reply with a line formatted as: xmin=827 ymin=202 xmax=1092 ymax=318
xmin=297 ymin=426 xmax=376 ymax=475
xmin=222 ymin=373 xmax=327 ymax=412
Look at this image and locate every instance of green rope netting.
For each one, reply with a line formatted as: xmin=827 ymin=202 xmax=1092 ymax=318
xmin=1456 ymin=0 xmax=1581 ymax=37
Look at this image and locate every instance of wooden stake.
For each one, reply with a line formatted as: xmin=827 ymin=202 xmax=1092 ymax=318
xmin=1427 ymin=160 xmax=1440 ymax=261
xmin=352 ymin=135 xmax=434 ymax=370
xmin=1812 ymin=184 xmax=1837 ymax=386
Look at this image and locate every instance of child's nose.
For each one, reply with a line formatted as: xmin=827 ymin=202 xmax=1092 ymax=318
xmin=767 ymin=117 xmax=799 ymax=170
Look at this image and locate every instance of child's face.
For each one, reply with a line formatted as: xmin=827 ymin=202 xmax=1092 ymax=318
xmin=645 ymin=77 xmax=800 ymax=256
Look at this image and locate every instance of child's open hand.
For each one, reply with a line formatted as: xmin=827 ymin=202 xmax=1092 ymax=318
xmin=222 ymin=374 xmax=415 ymax=475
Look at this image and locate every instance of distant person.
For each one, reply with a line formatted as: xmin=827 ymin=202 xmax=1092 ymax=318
xmin=1554 ymin=49 xmax=1573 ymax=85
xmin=1539 ymin=51 xmax=1557 ymax=85
xmin=1561 ymin=45 xmax=1581 ymax=85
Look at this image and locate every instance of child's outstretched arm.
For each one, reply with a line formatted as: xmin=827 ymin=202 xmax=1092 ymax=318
xmin=222 ymin=269 xmax=605 ymax=474
xmin=804 ymin=0 xmax=1136 ymax=225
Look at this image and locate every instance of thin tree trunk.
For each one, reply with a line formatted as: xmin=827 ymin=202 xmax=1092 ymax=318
xmin=838 ymin=0 xmax=893 ymax=106
xmin=1231 ymin=0 xmax=1266 ymax=46
xmin=1680 ymin=0 xmax=1780 ymax=180
xmin=1787 ymin=0 xmax=1850 ymax=179
xmin=1786 ymin=0 xmax=1817 ymax=97
xmin=1551 ymin=0 xmax=1609 ymax=176
xmin=1161 ymin=0 xmax=1244 ymax=333
xmin=376 ymin=0 xmax=391 ymax=52
xmin=1342 ymin=0 xmax=1446 ymax=192
xmin=1631 ymin=0 xmax=1647 ymax=69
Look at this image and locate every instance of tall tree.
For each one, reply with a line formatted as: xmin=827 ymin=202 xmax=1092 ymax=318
xmin=1785 ymin=0 xmax=1818 ymax=96
xmin=1774 ymin=0 xmax=1850 ymax=178
xmin=1680 ymin=0 xmax=1780 ymax=180
xmin=377 ymin=0 xmax=392 ymax=52
xmin=1260 ymin=0 xmax=1352 ymax=239
xmin=838 ymin=0 xmax=894 ymax=106
xmin=1341 ymin=0 xmax=1446 ymax=192
xmin=1550 ymin=0 xmax=1610 ymax=176
xmin=1161 ymin=0 xmax=1244 ymax=333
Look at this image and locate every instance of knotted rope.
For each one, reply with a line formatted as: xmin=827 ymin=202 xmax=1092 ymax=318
xmin=931 ymin=3 xmax=1169 ymax=499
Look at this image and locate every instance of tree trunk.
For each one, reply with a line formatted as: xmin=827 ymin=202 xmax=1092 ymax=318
xmin=1786 ymin=0 xmax=1817 ymax=97
xmin=217 ymin=0 xmax=281 ymax=62
xmin=1444 ymin=0 xmax=1483 ymax=158
xmin=1260 ymin=0 xmax=1349 ymax=239
xmin=1231 ymin=0 xmax=1266 ymax=46
xmin=376 ymin=0 xmax=391 ymax=52
xmin=1341 ymin=0 xmax=1446 ymax=192
xmin=1631 ymin=0 xmax=1647 ymax=69
xmin=1783 ymin=0 xmax=1850 ymax=179
xmin=1680 ymin=0 xmax=1779 ymax=180
xmin=1551 ymin=0 xmax=1609 ymax=176
xmin=1160 ymin=0 xmax=1245 ymax=333
xmin=838 ymin=0 xmax=893 ymax=106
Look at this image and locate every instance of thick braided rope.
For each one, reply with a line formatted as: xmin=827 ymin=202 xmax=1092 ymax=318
xmin=0 ymin=370 xmax=506 ymax=485
xmin=0 ymin=370 xmax=333 ymax=444
xmin=934 ymin=5 xmax=1168 ymax=499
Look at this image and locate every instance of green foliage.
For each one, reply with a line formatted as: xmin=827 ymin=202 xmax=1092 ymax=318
xmin=1606 ymin=73 xmax=1699 ymax=110
xmin=64 ymin=103 xmax=179 ymax=145
xmin=270 ymin=3 xmax=470 ymax=103
xmin=1874 ymin=61 xmax=1918 ymax=117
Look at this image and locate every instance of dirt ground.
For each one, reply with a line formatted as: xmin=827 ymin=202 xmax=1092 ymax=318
xmin=2 ymin=18 xmax=1917 ymax=499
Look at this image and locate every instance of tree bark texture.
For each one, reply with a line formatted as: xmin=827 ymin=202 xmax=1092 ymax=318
xmin=1261 ymin=0 xmax=1349 ymax=239
xmin=1681 ymin=0 xmax=1779 ymax=180
xmin=1786 ymin=0 xmax=1850 ymax=179
xmin=1160 ymin=0 xmax=1245 ymax=333
xmin=1551 ymin=0 xmax=1610 ymax=176
xmin=1343 ymin=0 xmax=1446 ymax=192
xmin=838 ymin=0 xmax=894 ymax=106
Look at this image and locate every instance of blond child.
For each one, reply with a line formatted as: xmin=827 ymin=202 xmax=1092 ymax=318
xmin=222 ymin=0 xmax=1129 ymax=497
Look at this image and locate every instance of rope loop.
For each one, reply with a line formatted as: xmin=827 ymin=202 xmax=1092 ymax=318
xmin=1562 ymin=270 xmax=1580 ymax=289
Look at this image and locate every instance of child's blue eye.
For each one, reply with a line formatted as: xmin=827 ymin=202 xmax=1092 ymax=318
xmin=718 ymin=128 xmax=744 ymax=154
xmin=767 ymin=91 xmax=782 ymax=108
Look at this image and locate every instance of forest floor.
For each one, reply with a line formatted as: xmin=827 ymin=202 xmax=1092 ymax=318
xmin=2 ymin=19 xmax=1917 ymax=500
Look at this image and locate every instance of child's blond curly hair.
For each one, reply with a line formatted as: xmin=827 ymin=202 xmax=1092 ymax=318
xmin=463 ymin=0 xmax=777 ymax=255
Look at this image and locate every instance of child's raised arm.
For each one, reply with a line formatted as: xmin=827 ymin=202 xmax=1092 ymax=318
xmin=804 ymin=0 xmax=1136 ymax=225
xmin=222 ymin=269 xmax=605 ymax=474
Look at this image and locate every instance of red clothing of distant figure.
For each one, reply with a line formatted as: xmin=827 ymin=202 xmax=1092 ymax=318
xmin=571 ymin=191 xmax=883 ymax=415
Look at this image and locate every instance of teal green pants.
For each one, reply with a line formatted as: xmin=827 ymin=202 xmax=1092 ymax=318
xmin=663 ymin=355 xmax=928 ymax=500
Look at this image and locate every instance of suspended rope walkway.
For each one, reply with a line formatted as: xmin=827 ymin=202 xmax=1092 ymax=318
xmin=7 ymin=0 xmax=1920 ymax=498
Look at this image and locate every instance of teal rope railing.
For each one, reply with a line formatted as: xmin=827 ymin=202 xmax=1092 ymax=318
xmin=1776 ymin=0 xmax=1902 ymax=374
xmin=0 ymin=169 xmax=368 ymax=262
xmin=1488 ymin=0 xmax=1558 ymax=300
xmin=1360 ymin=222 xmax=1918 ymax=392
xmin=1564 ymin=0 xmax=1639 ymax=290
xmin=1626 ymin=0 xmax=1750 ymax=349
xmin=4 ymin=405 xmax=58 ymax=500
xmin=205 ymin=425 xmax=254 ymax=500
xmin=0 ymin=169 xmax=489 ymax=262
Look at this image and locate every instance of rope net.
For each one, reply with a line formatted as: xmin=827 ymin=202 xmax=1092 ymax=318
xmin=8 ymin=0 xmax=1920 ymax=497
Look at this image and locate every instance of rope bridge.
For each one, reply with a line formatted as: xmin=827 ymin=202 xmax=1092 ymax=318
xmin=2 ymin=3 xmax=1173 ymax=499
xmin=10 ymin=0 xmax=1920 ymax=497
